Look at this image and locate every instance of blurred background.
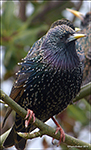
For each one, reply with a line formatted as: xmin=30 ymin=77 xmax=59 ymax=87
xmin=0 ymin=0 xmax=91 ymax=150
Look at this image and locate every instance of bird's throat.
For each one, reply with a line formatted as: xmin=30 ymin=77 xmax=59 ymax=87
xmin=43 ymin=44 xmax=80 ymax=71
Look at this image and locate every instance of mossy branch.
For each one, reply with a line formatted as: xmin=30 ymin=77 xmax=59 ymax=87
xmin=0 ymin=82 xmax=91 ymax=150
xmin=74 ymin=82 xmax=91 ymax=102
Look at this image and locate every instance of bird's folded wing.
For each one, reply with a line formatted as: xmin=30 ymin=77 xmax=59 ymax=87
xmin=2 ymin=60 xmax=36 ymax=127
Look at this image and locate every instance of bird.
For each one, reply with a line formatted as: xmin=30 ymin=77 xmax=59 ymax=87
xmin=2 ymin=19 xmax=85 ymax=150
xmin=66 ymin=8 xmax=91 ymax=86
xmin=66 ymin=9 xmax=91 ymax=105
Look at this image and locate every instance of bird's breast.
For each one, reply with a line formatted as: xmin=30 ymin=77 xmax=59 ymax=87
xmin=20 ymin=64 xmax=82 ymax=120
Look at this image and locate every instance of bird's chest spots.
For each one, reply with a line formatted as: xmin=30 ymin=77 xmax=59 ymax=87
xmin=20 ymin=67 xmax=82 ymax=119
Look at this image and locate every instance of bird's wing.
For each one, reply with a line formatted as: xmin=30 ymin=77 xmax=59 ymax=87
xmin=10 ymin=67 xmax=31 ymax=101
xmin=2 ymin=36 xmax=45 ymax=127
xmin=2 ymin=60 xmax=38 ymax=127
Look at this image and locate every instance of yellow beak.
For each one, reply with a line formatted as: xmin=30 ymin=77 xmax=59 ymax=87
xmin=75 ymin=27 xmax=81 ymax=32
xmin=66 ymin=8 xmax=84 ymax=21
xmin=73 ymin=33 xmax=86 ymax=39
xmin=68 ymin=33 xmax=86 ymax=42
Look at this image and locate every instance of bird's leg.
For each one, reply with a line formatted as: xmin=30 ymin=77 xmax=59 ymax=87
xmin=25 ymin=109 xmax=35 ymax=128
xmin=51 ymin=116 xmax=65 ymax=146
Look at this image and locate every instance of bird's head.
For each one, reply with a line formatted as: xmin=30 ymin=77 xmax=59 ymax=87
xmin=81 ymin=12 xmax=91 ymax=27
xmin=41 ymin=24 xmax=86 ymax=71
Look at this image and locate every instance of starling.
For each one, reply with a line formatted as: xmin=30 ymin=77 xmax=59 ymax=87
xmin=3 ymin=19 xmax=85 ymax=150
xmin=66 ymin=8 xmax=91 ymax=86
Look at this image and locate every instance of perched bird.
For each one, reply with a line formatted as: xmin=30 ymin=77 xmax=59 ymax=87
xmin=66 ymin=8 xmax=91 ymax=86
xmin=3 ymin=19 xmax=85 ymax=150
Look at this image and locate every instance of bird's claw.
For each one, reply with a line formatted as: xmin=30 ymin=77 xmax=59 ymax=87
xmin=52 ymin=126 xmax=65 ymax=146
xmin=25 ymin=109 xmax=35 ymax=128
xmin=51 ymin=117 xmax=65 ymax=146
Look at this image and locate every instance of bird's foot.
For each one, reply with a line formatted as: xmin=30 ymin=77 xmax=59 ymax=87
xmin=52 ymin=117 xmax=65 ymax=146
xmin=52 ymin=126 xmax=65 ymax=146
xmin=25 ymin=109 xmax=35 ymax=128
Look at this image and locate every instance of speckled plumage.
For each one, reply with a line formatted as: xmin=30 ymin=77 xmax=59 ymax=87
xmin=3 ymin=20 xmax=84 ymax=150
xmin=78 ymin=12 xmax=91 ymax=86
xmin=67 ymin=9 xmax=91 ymax=104
xmin=67 ymin=9 xmax=91 ymax=85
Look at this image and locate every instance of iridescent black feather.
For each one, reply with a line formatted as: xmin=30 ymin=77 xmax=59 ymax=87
xmin=3 ymin=20 xmax=84 ymax=150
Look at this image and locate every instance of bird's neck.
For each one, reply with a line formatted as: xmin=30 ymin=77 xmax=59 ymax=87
xmin=42 ymin=42 xmax=80 ymax=71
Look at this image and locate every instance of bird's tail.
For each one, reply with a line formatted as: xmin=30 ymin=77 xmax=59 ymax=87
xmin=3 ymin=125 xmax=26 ymax=150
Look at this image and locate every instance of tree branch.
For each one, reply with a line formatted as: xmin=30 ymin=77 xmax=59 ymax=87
xmin=18 ymin=130 xmax=91 ymax=150
xmin=0 ymin=82 xmax=91 ymax=149
xmin=19 ymin=0 xmax=27 ymax=21
xmin=74 ymin=82 xmax=91 ymax=102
